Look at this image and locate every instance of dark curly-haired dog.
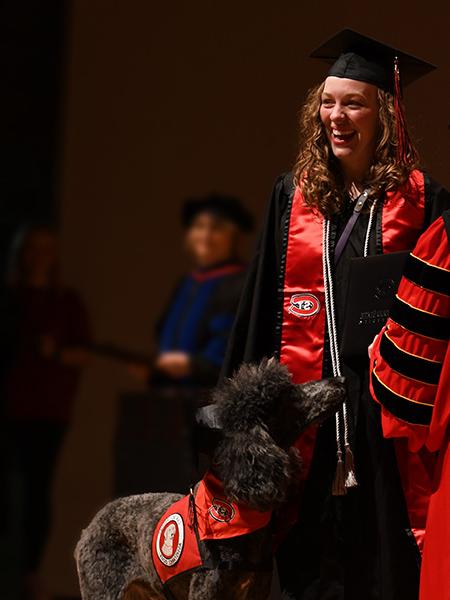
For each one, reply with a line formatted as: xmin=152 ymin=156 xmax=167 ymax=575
xmin=75 ymin=359 xmax=345 ymax=600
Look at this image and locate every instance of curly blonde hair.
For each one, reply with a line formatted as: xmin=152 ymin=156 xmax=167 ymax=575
xmin=293 ymin=82 xmax=419 ymax=216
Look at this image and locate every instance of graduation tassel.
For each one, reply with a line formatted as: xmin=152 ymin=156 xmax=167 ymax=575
xmin=393 ymin=56 xmax=418 ymax=167
xmin=332 ymin=450 xmax=346 ymax=496
xmin=344 ymin=443 xmax=358 ymax=489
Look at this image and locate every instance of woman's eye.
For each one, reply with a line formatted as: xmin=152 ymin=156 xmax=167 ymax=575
xmin=321 ymin=100 xmax=334 ymax=107
xmin=347 ymin=101 xmax=363 ymax=108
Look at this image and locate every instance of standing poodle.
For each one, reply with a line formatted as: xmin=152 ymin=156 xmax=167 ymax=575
xmin=75 ymin=359 xmax=345 ymax=599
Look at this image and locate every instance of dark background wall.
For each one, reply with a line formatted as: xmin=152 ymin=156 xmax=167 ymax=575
xmin=25 ymin=0 xmax=449 ymax=596
xmin=0 ymin=0 xmax=66 ymax=273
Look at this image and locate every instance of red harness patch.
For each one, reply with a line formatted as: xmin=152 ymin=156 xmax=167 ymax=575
xmin=151 ymin=471 xmax=271 ymax=586
xmin=152 ymin=494 xmax=201 ymax=585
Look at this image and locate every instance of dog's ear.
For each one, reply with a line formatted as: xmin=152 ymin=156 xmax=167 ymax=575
xmin=296 ymin=377 xmax=346 ymax=432
xmin=213 ymin=426 xmax=301 ymax=512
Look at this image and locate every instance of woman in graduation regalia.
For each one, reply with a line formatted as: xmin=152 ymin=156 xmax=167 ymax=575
xmin=222 ymin=30 xmax=450 ymax=599
xmin=370 ymin=210 xmax=450 ymax=600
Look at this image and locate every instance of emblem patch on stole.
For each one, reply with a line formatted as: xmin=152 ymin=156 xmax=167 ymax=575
xmin=156 ymin=513 xmax=185 ymax=566
xmin=208 ymin=498 xmax=236 ymax=523
xmin=288 ymin=293 xmax=321 ymax=318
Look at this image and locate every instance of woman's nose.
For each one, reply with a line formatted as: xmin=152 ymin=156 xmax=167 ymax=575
xmin=330 ymin=104 xmax=345 ymax=122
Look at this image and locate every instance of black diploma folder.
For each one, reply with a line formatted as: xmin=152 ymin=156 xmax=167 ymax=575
xmin=340 ymin=250 xmax=410 ymax=360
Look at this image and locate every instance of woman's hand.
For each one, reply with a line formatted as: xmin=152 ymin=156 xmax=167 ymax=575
xmin=155 ymin=352 xmax=191 ymax=379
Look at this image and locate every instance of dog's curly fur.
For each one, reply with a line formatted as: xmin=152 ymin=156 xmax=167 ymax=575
xmin=75 ymin=359 xmax=345 ymax=599
xmin=213 ymin=360 xmax=344 ymax=511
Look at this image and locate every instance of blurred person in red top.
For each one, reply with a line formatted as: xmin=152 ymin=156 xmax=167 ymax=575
xmin=0 ymin=224 xmax=91 ymax=600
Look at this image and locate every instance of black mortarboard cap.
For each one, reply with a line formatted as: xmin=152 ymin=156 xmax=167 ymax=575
xmin=310 ymin=29 xmax=435 ymax=93
xmin=182 ymin=194 xmax=254 ymax=232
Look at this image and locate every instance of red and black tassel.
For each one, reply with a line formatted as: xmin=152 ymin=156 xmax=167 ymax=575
xmin=393 ymin=56 xmax=418 ymax=166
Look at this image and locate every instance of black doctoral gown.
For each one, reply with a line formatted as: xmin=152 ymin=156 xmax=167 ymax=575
xmin=221 ymin=172 xmax=450 ymax=600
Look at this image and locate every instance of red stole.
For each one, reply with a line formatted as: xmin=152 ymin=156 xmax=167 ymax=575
xmin=280 ymin=188 xmax=326 ymax=385
xmin=281 ymin=170 xmax=426 ymax=383
xmin=382 ymin=169 xmax=426 ymax=253
xmin=279 ymin=170 xmax=427 ymax=527
xmin=279 ymin=187 xmax=326 ymax=490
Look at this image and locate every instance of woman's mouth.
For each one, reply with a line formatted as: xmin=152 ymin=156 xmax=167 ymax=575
xmin=331 ymin=129 xmax=356 ymax=144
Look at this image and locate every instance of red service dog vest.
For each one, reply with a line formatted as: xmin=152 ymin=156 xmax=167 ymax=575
xmin=151 ymin=471 xmax=271 ymax=587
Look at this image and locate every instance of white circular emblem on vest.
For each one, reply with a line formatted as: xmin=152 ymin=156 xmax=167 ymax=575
xmin=156 ymin=513 xmax=184 ymax=567
xmin=288 ymin=293 xmax=321 ymax=318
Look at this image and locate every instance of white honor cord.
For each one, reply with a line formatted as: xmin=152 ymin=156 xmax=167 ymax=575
xmin=363 ymin=199 xmax=378 ymax=258
xmin=323 ymin=219 xmax=341 ymax=377
xmin=322 ymin=220 xmax=346 ymax=460
xmin=324 ymin=198 xmax=378 ymax=493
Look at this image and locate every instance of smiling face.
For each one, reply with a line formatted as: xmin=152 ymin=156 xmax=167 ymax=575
xmin=320 ymin=76 xmax=379 ymax=180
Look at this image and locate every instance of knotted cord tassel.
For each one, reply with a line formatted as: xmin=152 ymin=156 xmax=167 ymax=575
xmin=344 ymin=443 xmax=358 ymax=489
xmin=332 ymin=450 xmax=346 ymax=496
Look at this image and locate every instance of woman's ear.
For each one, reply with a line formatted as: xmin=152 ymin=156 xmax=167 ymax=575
xmin=213 ymin=426 xmax=299 ymax=512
